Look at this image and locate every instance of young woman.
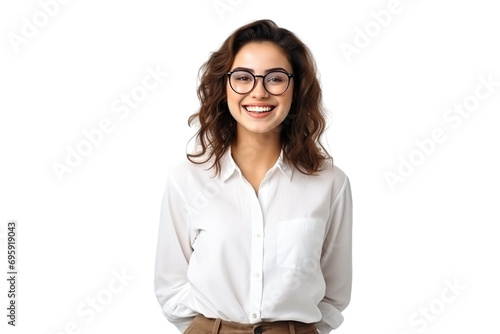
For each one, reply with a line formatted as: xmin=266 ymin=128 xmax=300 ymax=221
xmin=154 ymin=19 xmax=353 ymax=334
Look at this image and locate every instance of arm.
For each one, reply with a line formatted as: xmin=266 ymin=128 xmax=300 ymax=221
xmin=315 ymin=175 xmax=353 ymax=334
xmin=154 ymin=170 xmax=197 ymax=333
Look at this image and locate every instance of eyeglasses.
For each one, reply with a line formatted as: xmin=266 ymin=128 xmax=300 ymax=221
xmin=227 ymin=70 xmax=294 ymax=96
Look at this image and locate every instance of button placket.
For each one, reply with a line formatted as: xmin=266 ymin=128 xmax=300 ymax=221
xmin=248 ymin=180 xmax=264 ymax=323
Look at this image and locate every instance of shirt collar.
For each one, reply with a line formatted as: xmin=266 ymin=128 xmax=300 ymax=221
xmin=220 ymin=145 xmax=293 ymax=183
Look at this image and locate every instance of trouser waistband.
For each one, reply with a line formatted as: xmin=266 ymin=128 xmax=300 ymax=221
xmin=184 ymin=314 xmax=318 ymax=334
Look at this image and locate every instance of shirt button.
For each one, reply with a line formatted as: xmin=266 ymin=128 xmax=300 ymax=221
xmin=251 ymin=313 xmax=257 ymax=319
xmin=256 ymin=233 xmax=262 ymax=238
xmin=254 ymin=272 xmax=260 ymax=278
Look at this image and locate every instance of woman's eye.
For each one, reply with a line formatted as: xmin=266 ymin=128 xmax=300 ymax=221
xmin=236 ymin=76 xmax=252 ymax=81
xmin=268 ymin=77 xmax=284 ymax=83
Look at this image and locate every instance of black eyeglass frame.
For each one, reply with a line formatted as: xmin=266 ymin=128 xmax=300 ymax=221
xmin=226 ymin=70 xmax=295 ymax=96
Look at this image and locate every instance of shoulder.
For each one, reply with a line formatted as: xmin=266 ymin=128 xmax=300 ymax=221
xmin=302 ymin=158 xmax=351 ymax=199
xmin=165 ymin=153 xmax=216 ymax=188
xmin=311 ymin=157 xmax=349 ymax=184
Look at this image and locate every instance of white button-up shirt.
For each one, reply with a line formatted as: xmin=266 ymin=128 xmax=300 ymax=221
xmin=154 ymin=146 xmax=353 ymax=334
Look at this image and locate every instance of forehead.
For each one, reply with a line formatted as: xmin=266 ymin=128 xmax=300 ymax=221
xmin=232 ymin=41 xmax=292 ymax=72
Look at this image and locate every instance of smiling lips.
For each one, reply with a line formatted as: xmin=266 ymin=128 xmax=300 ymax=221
xmin=244 ymin=105 xmax=275 ymax=113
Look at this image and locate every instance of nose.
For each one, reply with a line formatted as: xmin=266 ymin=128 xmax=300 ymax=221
xmin=250 ymin=76 xmax=269 ymax=98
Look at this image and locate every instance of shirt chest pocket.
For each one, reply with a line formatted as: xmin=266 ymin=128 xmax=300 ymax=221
xmin=276 ymin=218 xmax=326 ymax=272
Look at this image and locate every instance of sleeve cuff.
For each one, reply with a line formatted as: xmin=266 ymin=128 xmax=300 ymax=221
xmin=316 ymin=301 xmax=344 ymax=333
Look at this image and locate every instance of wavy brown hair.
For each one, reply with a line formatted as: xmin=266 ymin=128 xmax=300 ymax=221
xmin=187 ymin=19 xmax=332 ymax=176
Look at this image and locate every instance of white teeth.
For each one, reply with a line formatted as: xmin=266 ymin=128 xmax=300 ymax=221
xmin=245 ymin=106 xmax=273 ymax=113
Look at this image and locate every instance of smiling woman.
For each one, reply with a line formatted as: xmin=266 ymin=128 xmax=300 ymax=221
xmin=154 ymin=19 xmax=353 ymax=334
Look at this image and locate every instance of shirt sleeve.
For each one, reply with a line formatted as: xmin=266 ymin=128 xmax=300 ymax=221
xmin=154 ymin=169 xmax=198 ymax=333
xmin=315 ymin=174 xmax=353 ymax=334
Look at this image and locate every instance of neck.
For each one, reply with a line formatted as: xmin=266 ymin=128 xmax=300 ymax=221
xmin=231 ymin=126 xmax=281 ymax=172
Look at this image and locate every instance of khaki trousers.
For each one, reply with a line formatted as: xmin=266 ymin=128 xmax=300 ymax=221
xmin=184 ymin=314 xmax=318 ymax=334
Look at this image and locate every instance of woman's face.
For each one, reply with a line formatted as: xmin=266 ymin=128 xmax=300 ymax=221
xmin=226 ymin=41 xmax=294 ymax=139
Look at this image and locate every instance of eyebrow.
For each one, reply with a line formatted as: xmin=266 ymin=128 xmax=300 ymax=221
xmin=231 ymin=66 xmax=290 ymax=73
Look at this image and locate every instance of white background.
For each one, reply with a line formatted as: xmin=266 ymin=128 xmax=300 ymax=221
xmin=1 ymin=0 xmax=499 ymax=333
